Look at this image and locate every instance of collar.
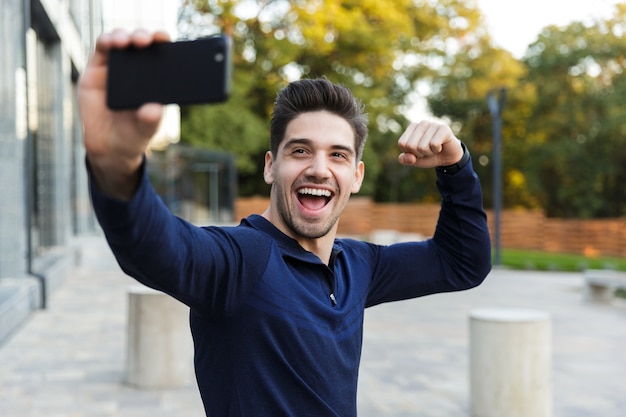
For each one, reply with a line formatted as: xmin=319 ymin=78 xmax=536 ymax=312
xmin=242 ymin=214 xmax=343 ymax=267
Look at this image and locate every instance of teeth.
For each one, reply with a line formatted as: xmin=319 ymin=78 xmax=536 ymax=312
xmin=298 ymin=188 xmax=332 ymax=197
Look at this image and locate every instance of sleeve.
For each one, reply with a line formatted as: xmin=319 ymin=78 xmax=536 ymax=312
xmin=87 ymin=159 xmax=272 ymax=318
xmin=365 ymin=156 xmax=492 ymax=307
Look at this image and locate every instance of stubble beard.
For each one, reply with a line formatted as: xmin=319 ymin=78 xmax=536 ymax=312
xmin=273 ymin=183 xmax=341 ymax=240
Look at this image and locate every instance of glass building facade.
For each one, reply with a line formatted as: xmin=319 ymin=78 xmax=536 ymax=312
xmin=0 ymin=0 xmax=103 ymax=344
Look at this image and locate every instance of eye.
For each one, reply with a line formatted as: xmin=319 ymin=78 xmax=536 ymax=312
xmin=331 ymin=151 xmax=348 ymax=160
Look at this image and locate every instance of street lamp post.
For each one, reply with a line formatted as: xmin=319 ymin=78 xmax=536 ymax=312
xmin=487 ymin=88 xmax=506 ymax=266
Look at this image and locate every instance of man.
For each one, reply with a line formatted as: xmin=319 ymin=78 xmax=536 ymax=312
xmin=79 ymin=29 xmax=491 ymax=417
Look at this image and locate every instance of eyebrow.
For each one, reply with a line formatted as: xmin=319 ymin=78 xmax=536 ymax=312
xmin=283 ymin=138 xmax=356 ymax=156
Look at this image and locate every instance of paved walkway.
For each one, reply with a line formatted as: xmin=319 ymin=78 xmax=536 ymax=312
xmin=1 ymin=235 xmax=624 ymax=417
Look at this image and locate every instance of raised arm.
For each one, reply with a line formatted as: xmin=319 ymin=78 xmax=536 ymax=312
xmin=365 ymin=120 xmax=491 ymax=306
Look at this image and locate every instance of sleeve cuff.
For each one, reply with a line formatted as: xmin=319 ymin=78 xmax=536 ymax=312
xmin=436 ymin=142 xmax=471 ymax=176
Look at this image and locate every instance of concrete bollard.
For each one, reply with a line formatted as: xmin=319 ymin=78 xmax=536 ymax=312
xmin=125 ymin=285 xmax=194 ymax=389
xmin=469 ymin=308 xmax=552 ymax=417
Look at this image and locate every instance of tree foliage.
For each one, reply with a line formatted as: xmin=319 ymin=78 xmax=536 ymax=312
xmin=428 ymin=3 xmax=626 ymax=218
xmin=427 ymin=33 xmax=539 ymax=209
xmin=522 ymin=4 xmax=626 ymax=218
xmin=178 ymin=0 xmax=488 ymax=199
xmin=178 ymin=0 xmax=626 ymax=218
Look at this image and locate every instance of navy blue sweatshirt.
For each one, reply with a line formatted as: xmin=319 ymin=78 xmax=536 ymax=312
xmin=89 ymin=157 xmax=491 ymax=417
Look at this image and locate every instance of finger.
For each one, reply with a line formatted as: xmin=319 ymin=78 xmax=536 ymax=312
xmin=110 ymin=28 xmax=134 ymax=49
xmin=411 ymin=122 xmax=436 ymax=156
xmin=152 ymin=30 xmax=172 ymax=43
xmin=399 ymin=121 xmax=435 ymax=158
xmin=127 ymin=29 xmax=171 ymax=49
xmin=422 ymin=123 xmax=446 ymax=154
xmin=90 ymin=32 xmax=115 ymax=67
xmin=136 ymin=103 xmax=164 ymax=135
xmin=90 ymin=29 xmax=171 ymax=68
xmin=129 ymin=29 xmax=154 ymax=48
xmin=138 ymin=102 xmax=163 ymax=123
xmin=398 ymin=122 xmax=429 ymax=157
xmin=418 ymin=123 xmax=455 ymax=156
xmin=397 ymin=122 xmax=418 ymax=150
xmin=398 ymin=152 xmax=417 ymax=166
xmin=109 ymin=28 xmax=159 ymax=49
xmin=80 ymin=33 xmax=115 ymax=90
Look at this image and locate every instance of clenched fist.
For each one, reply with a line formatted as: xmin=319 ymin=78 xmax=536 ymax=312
xmin=397 ymin=121 xmax=464 ymax=169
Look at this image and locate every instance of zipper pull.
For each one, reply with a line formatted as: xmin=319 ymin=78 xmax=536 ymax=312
xmin=329 ymin=293 xmax=337 ymax=306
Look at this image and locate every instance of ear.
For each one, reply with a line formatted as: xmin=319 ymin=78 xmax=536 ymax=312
xmin=351 ymin=161 xmax=365 ymax=194
xmin=263 ymin=151 xmax=274 ymax=185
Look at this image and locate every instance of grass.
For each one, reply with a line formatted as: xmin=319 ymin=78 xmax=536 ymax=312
xmin=497 ymin=249 xmax=626 ymax=272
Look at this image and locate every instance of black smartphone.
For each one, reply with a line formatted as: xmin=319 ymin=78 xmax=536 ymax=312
xmin=106 ymin=35 xmax=231 ymax=110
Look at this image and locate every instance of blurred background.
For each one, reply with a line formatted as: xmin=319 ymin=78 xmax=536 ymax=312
xmin=1 ymin=0 xmax=625 ymax=343
xmin=1 ymin=2 xmax=625 ymax=417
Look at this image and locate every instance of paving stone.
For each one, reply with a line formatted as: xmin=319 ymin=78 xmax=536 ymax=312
xmin=1 ymin=236 xmax=625 ymax=416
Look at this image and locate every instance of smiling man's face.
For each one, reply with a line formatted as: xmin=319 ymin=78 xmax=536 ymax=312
xmin=264 ymin=110 xmax=365 ymax=243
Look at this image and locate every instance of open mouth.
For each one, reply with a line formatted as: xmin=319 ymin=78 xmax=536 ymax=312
xmin=297 ymin=187 xmax=333 ymax=211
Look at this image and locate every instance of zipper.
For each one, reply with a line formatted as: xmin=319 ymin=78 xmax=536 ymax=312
xmin=326 ymin=248 xmax=340 ymax=307
xmin=325 ymin=275 xmax=337 ymax=306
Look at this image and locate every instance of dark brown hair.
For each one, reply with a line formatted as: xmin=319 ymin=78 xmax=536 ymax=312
xmin=269 ymin=78 xmax=368 ymax=162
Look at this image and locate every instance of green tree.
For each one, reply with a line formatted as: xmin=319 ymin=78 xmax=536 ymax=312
xmin=426 ymin=28 xmax=539 ymax=209
xmin=178 ymin=0 xmax=488 ymax=199
xmin=426 ymin=3 xmax=626 ymax=218
xmin=522 ymin=3 xmax=626 ymax=218
xmin=180 ymin=71 xmax=271 ymax=196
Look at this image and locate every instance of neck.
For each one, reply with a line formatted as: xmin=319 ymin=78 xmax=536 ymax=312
xmin=261 ymin=207 xmax=336 ymax=265
xmin=296 ymin=234 xmax=335 ymax=265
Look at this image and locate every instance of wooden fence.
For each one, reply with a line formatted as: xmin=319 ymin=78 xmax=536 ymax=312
xmin=235 ymin=197 xmax=626 ymax=258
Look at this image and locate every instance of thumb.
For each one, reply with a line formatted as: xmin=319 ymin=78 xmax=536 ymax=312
xmin=398 ymin=152 xmax=440 ymax=169
xmin=398 ymin=152 xmax=417 ymax=166
xmin=136 ymin=103 xmax=164 ymax=136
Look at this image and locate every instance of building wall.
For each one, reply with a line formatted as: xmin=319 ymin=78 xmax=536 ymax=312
xmin=0 ymin=0 xmax=103 ymax=345
xmin=0 ymin=0 xmax=28 ymax=280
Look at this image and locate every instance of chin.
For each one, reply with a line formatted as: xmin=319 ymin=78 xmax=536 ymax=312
xmin=292 ymin=220 xmax=335 ymax=240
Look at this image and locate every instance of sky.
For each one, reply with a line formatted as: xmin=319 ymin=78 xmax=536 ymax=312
xmin=102 ymin=0 xmax=623 ymax=58
xmin=477 ymin=0 xmax=623 ymax=58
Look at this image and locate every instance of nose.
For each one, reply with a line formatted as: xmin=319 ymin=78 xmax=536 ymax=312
xmin=306 ymin=152 xmax=331 ymax=179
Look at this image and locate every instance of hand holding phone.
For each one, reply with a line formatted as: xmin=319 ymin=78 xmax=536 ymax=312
xmin=79 ymin=29 xmax=187 ymax=200
xmin=107 ymin=35 xmax=232 ymax=110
